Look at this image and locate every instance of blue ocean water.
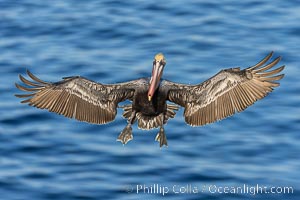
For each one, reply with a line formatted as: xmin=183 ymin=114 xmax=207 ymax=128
xmin=0 ymin=0 xmax=299 ymax=199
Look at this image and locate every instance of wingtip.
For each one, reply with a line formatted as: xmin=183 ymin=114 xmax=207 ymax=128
xmin=25 ymin=70 xmax=49 ymax=85
xmin=26 ymin=69 xmax=31 ymax=75
xmin=279 ymin=73 xmax=285 ymax=79
xmin=18 ymin=74 xmax=25 ymax=82
xmin=15 ymin=82 xmax=26 ymax=92
xmin=269 ymin=52 xmax=283 ymax=63
xmin=275 ymin=56 xmax=282 ymax=62
xmin=278 ymin=65 xmax=285 ymax=72
xmin=15 ymin=82 xmax=21 ymax=89
xmin=26 ymin=69 xmax=34 ymax=78
xmin=268 ymin=51 xmax=274 ymax=59
xmin=249 ymin=51 xmax=275 ymax=70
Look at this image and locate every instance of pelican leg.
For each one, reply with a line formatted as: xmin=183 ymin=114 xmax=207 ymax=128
xmin=155 ymin=126 xmax=168 ymax=147
xmin=155 ymin=115 xmax=168 ymax=147
xmin=117 ymin=124 xmax=133 ymax=145
xmin=117 ymin=111 xmax=136 ymax=145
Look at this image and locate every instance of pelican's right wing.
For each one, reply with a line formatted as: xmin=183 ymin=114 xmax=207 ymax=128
xmin=164 ymin=52 xmax=285 ymax=126
xmin=15 ymin=70 xmax=139 ymax=124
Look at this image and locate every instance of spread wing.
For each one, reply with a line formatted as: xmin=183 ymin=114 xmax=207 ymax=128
xmin=164 ymin=52 xmax=285 ymax=126
xmin=15 ymin=70 xmax=137 ymax=124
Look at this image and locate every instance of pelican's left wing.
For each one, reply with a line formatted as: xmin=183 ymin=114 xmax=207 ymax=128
xmin=15 ymin=70 xmax=138 ymax=124
xmin=163 ymin=52 xmax=285 ymax=126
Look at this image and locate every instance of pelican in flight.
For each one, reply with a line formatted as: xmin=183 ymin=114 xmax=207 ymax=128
xmin=15 ymin=52 xmax=284 ymax=147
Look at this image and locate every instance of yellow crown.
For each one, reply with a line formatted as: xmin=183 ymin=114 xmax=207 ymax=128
xmin=154 ymin=53 xmax=165 ymax=61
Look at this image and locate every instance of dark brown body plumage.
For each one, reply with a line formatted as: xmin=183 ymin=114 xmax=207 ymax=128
xmin=133 ymin=79 xmax=166 ymax=116
xmin=121 ymin=78 xmax=178 ymax=131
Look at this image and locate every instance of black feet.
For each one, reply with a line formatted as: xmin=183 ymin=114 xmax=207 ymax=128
xmin=155 ymin=127 xmax=168 ymax=147
xmin=117 ymin=125 xmax=133 ymax=145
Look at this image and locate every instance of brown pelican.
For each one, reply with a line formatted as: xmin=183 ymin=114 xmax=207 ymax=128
xmin=15 ymin=52 xmax=284 ymax=147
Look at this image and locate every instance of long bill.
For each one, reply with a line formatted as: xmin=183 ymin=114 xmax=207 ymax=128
xmin=148 ymin=61 xmax=164 ymax=101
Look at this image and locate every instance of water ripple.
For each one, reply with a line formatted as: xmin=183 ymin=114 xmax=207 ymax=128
xmin=0 ymin=0 xmax=299 ymax=200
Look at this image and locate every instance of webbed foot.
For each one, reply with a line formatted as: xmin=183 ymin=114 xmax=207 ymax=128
xmin=155 ymin=127 xmax=168 ymax=147
xmin=117 ymin=125 xmax=133 ymax=145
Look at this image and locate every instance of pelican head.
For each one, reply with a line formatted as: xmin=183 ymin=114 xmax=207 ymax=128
xmin=148 ymin=53 xmax=166 ymax=101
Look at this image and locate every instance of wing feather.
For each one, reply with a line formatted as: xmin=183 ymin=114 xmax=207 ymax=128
xmin=165 ymin=52 xmax=285 ymax=126
xmin=15 ymin=70 xmax=136 ymax=124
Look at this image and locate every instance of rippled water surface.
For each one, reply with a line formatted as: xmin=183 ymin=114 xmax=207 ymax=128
xmin=0 ymin=1 xmax=299 ymax=200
